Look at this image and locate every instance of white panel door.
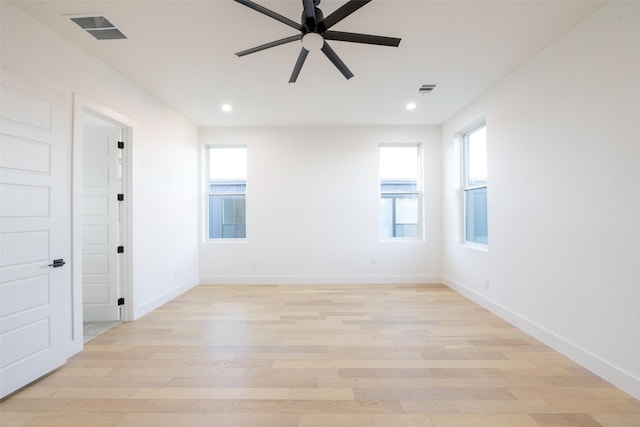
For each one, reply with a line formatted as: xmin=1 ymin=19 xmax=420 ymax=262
xmin=0 ymin=70 xmax=69 ymax=398
xmin=82 ymin=126 xmax=119 ymax=321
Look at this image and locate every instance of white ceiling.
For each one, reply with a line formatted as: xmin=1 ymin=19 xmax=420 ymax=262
xmin=12 ymin=0 xmax=605 ymax=127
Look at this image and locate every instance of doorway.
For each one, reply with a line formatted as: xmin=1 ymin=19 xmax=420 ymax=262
xmin=72 ymin=97 xmax=133 ymax=343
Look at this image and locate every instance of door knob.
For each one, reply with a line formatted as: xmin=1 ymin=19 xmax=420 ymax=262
xmin=48 ymin=259 xmax=66 ymax=268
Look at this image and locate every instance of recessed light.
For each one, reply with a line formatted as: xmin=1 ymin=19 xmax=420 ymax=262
xmin=406 ymin=102 xmax=417 ymax=111
xmin=221 ymin=104 xmax=232 ymax=112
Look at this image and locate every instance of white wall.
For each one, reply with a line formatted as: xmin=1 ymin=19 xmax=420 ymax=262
xmin=442 ymin=1 xmax=640 ymax=399
xmin=200 ymin=126 xmax=442 ymax=285
xmin=1 ymin=3 xmax=200 ymax=322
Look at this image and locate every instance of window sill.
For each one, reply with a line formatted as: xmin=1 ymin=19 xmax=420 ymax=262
xmin=380 ymin=238 xmax=425 ymax=243
xmin=205 ymin=238 xmax=248 ymax=244
xmin=462 ymin=241 xmax=488 ymax=252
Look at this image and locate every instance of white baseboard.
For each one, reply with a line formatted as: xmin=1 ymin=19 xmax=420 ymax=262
xmin=199 ymin=274 xmax=443 ymax=285
xmin=134 ymin=278 xmax=199 ymax=320
xmin=442 ymin=276 xmax=640 ymax=401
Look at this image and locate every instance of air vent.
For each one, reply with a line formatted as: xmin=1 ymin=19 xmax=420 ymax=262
xmin=69 ymin=16 xmax=127 ymax=40
xmin=417 ymin=84 xmax=437 ymax=94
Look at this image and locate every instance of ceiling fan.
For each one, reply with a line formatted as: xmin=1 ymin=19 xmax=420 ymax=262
xmin=234 ymin=0 xmax=401 ymax=82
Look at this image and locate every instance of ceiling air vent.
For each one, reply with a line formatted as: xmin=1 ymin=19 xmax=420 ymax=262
xmin=417 ymin=84 xmax=437 ymax=94
xmin=69 ymin=16 xmax=127 ymax=40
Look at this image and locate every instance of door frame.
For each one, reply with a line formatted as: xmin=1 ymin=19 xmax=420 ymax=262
xmin=72 ymin=94 xmax=134 ymax=337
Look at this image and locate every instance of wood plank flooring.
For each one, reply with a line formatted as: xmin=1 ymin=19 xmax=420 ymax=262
xmin=1 ymin=284 xmax=639 ymax=426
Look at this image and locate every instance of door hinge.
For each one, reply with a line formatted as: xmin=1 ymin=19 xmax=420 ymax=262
xmin=117 ymin=246 xmax=124 ymax=253
xmin=117 ymin=141 xmax=124 ymax=149
xmin=117 ymin=297 xmax=125 ymax=306
xmin=117 ymin=194 xmax=124 ymax=201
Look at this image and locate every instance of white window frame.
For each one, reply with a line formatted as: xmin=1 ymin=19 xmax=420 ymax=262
xmin=379 ymin=143 xmax=424 ymax=241
xmin=206 ymin=145 xmax=247 ymax=241
xmin=461 ymin=122 xmax=488 ymax=247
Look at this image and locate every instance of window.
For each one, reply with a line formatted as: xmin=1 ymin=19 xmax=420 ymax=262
xmin=463 ymin=124 xmax=488 ymax=245
xmin=207 ymin=146 xmax=246 ymax=239
xmin=380 ymin=144 xmax=422 ymax=239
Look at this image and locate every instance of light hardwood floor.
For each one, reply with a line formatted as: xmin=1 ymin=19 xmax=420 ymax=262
xmin=1 ymin=284 xmax=639 ymax=426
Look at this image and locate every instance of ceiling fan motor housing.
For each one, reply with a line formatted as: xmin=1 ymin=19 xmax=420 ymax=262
xmin=302 ymin=6 xmax=324 ymax=32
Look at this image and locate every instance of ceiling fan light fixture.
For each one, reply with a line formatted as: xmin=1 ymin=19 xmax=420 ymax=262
xmin=301 ymin=32 xmax=324 ymax=51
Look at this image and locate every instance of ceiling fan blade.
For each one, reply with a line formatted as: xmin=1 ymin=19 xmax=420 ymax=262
xmin=234 ymin=0 xmax=304 ymax=31
xmin=321 ymin=42 xmax=354 ymax=80
xmin=324 ymin=30 xmax=401 ymax=47
xmin=320 ymin=0 xmax=372 ymax=30
xmin=302 ymin=0 xmax=317 ymax=29
xmin=289 ymin=48 xmax=310 ymax=83
xmin=235 ymin=35 xmax=301 ymax=57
